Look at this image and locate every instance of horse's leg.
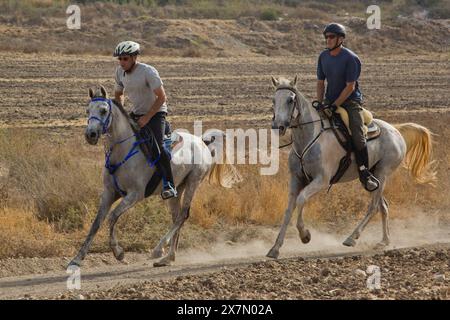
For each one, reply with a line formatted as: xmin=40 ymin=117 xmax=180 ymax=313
xmin=151 ymin=183 xmax=185 ymax=260
xmin=153 ymin=176 xmax=200 ymax=267
xmin=68 ymin=190 xmax=117 ymax=267
xmin=168 ymin=182 xmax=187 ymax=259
xmin=296 ymin=205 xmax=312 ymax=244
xmin=379 ymin=196 xmax=390 ymax=246
xmin=267 ymin=176 xmax=313 ymax=259
xmin=343 ymin=177 xmax=386 ymax=247
xmin=108 ymin=192 xmax=141 ymax=261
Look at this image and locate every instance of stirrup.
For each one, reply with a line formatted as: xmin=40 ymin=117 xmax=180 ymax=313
xmin=359 ymin=169 xmax=380 ymax=192
xmin=161 ymin=183 xmax=177 ymax=200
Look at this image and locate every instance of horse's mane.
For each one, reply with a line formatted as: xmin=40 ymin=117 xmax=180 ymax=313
xmin=277 ymin=77 xmax=291 ymax=87
xmin=92 ymin=89 xmax=139 ymax=133
xmin=276 ymin=78 xmax=310 ymax=108
xmin=111 ymin=98 xmax=129 ymax=119
xmin=111 ymin=98 xmax=140 ymax=134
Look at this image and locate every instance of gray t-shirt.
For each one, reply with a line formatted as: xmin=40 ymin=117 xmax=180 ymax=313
xmin=114 ymin=62 xmax=168 ymax=115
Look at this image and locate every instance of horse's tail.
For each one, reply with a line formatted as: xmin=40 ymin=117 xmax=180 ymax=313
xmin=394 ymin=123 xmax=436 ymax=185
xmin=202 ymin=130 xmax=242 ymax=188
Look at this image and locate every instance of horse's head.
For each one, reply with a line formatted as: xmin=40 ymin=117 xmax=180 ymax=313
xmin=85 ymin=85 xmax=113 ymax=145
xmin=271 ymin=76 xmax=299 ymax=136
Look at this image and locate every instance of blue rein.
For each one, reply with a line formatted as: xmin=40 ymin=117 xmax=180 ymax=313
xmin=104 ymin=135 xmax=161 ymax=197
xmin=87 ymin=97 xmax=161 ymax=197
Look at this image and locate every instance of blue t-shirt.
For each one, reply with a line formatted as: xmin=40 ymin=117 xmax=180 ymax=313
xmin=317 ymin=47 xmax=363 ymax=103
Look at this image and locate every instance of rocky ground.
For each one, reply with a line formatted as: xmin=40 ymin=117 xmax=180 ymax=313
xmin=24 ymin=243 xmax=450 ymax=300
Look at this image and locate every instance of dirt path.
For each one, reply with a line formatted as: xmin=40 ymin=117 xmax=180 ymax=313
xmin=1 ymin=239 xmax=449 ymax=300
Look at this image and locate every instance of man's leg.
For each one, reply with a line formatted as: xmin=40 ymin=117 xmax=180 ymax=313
xmin=342 ymin=100 xmax=379 ymax=192
xmin=147 ymin=112 xmax=177 ymax=199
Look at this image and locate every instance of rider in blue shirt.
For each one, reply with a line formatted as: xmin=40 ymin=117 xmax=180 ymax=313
xmin=316 ymin=23 xmax=379 ymax=192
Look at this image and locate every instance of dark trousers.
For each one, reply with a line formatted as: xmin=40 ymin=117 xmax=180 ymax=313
xmin=325 ymin=99 xmax=369 ymax=170
xmin=136 ymin=112 xmax=174 ymax=185
xmin=340 ymin=99 xmax=366 ymax=152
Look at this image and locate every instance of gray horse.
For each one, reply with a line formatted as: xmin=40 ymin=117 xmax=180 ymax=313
xmin=69 ymin=86 xmax=241 ymax=267
xmin=268 ymin=76 xmax=435 ymax=259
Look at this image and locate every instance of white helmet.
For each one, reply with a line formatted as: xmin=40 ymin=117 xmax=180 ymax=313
xmin=113 ymin=41 xmax=140 ymax=57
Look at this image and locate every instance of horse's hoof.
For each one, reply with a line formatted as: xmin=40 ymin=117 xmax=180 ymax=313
xmin=151 ymin=248 xmax=164 ymax=259
xmin=153 ymin=259 xmax=172 ymax=267
xmin=375 ymin=240 xmax=389 ymax=249
xmin=301 ymin=229 xmax=311 ymax=244
xmin=266 ymin=248 xmax=279 ymax=259
xmin=113 ymin=247 xmax=125 ymax=261
xmin=343 ymin=237 xmax=356 ymax=247
xmin=67 ymin=259 xmax=81 ymax=268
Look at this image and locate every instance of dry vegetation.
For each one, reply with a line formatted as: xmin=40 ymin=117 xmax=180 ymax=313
xmin=0 ymin=0 xmax=449 ymax=57
xmin=0 ymin=118 xmax=447 ymax=260
xmin=0 ymin=0 xmax=448 ymax=265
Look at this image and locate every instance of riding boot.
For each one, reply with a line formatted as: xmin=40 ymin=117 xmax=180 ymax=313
xmin=157 ymin=147 xmax=177 ymax=199
xmin=355 ymin=145 xmax=380 ymax=192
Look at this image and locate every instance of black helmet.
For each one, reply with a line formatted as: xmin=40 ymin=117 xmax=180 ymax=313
xmin=323 ymin=23 xmax=346 ymax=38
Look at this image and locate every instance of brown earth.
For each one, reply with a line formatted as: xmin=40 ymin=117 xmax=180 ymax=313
xmin=0 ymin=242 xmax=448 ymax=300
xmin=1 ymin=53 xmax=449 ymax=129
xmin=0 ymin=48 xmax=449 ymax=299
xmin=1 ymin=2 xmax=449 ymax=57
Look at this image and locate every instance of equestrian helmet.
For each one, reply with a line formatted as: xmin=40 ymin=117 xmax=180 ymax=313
xmin=113 ymin=41 xmax=140 ymax=57
xmin=323 ymin=23 xmax=346 ymax=38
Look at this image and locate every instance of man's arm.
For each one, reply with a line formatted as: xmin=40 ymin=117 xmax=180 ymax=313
xmin=316 ymin=80 xmax=325 ymax=102
xmin=137 ymin=86 xmax=167 ymax=128
xmin=114 ymin=90 xmax=124 ymax=105
xmin=333 ymin=81 xmax=356 ymax=107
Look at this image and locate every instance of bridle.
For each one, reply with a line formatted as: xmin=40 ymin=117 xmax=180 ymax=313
xmin=273 ymin=86 xmax=330 ymax=183
xmin=87 ymin=97 xmax=112 ymax=134
xmin=274 ymin=86 xmax=323 ymax=130
xmin=86 ymin=97 xmax=159 ymax=196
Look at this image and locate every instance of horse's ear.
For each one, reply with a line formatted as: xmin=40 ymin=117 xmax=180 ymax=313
xmin=271 ymin=76 xmax=279 ymax=87
xmin=100 ymin=85 xmax=108 ymax=98
xmin=88 ymin=88 xmax=94 ymax=99
xmin=292 ymin=75 xmax=298 ymax=87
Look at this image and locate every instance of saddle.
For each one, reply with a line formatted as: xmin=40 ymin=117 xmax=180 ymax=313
xmin=328 ymin=106 xmax=381 ymax=141
xmin=111 ymin=100 xmax=179 ymax=197
xmin=128 ymin=112 xmax=172 ymax=158
xmin=320 ymin=105 xmax=381 ymax=187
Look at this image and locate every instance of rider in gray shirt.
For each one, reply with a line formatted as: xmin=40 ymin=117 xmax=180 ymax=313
xmin=113 ymin=41 xmax=177 ymax=199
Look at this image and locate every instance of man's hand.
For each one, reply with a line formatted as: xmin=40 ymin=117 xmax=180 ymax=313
xmin=114 ymin=90 xmax=124 ymax=105
xmin=137 ymin=114 xmax=151 ymax=128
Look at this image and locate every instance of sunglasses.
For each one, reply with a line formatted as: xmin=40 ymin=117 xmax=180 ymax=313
xmin=324 ymin=34 xmax=337 ymax=39
xmin=117 ymin=56 xmax=130 ymax=61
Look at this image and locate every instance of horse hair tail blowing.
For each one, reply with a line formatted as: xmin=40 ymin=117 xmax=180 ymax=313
xmin=201 ymin=130 xmax=242 ymax=188
xmin=394 ymin=123 xmax=436 ymax=185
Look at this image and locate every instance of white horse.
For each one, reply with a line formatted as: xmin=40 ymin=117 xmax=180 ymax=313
xmin=268 ymin=76 xmax=436 ymax=259
xmin=69 ymin=86 xmax=241 ymax=267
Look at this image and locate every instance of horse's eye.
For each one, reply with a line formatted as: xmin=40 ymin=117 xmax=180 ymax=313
xmin=287 ymin=97 xmax=293 ymax=104
xmin=100 ymin=109 xmax=107 ymax=116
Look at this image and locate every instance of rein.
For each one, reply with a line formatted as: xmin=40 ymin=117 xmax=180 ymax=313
xmin=274 ymin=86 xmax=331 ymax=183
xmin=88 ymin=97 xmax=159 ymax=196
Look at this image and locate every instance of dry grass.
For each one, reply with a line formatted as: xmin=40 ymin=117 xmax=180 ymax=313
xmin=0 ymin=125 xmax=447 ymax=259
xmin=0 ymin=207 xmax=68 ymax=258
